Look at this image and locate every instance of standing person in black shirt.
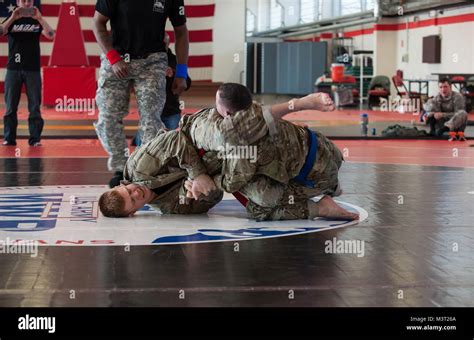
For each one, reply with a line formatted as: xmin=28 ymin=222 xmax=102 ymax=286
xmin=93 ymin=0 xmax=189 ymax=188
xmin=1 ymin=0 xmax=55 ymax=146
xmin=132 ymin=33 xmax=192 ymax=146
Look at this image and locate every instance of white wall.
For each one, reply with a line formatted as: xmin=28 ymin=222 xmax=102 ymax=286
xmin=345 ymin=25 xmax=375 ymax=52
xmin=394 ymin=6 xmax=474 ymax=95
xmin=212 ymin=0 xmax=246 ymax=83
xmin=374 ymin=26 xmax=398 ymax=93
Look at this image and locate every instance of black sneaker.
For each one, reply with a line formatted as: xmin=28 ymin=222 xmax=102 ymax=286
xmin=2 ymin=141 xmax=16 ymax=146
xmin=108 ymin=171 xmax=124 ymax=188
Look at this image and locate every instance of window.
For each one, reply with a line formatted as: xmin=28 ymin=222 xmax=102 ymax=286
xmin=270 ymin=0 xmax=283 ymax=29
xmin=300 ymin=0 xmax=316 ymax=23
xmin=246 ymin=9 xmax=256 ymax=35
xmin=341 ymin=0 xmax=362 ymax=15
xmin=365 ymin=0 xmax=375 ymax=10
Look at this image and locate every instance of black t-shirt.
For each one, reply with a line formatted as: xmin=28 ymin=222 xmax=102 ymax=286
xmin=95 ymin=0 xmax=186 ymax=57
xmin=5 ymin=17 xmax=43 ymax=71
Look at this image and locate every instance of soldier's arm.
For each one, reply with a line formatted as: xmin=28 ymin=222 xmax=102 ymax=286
xmin=93 ymin=11 xmax=113 ymax=54
xmin=423 ymin=97 xmax=441 ymax=116
xmin=213 ymin=157 xmax=257 ymax=193
xmin=34 ymin=9 xmax=55 ymax=40
xmin=158 ymin=131 xmax=208 ymax=179
xmin=1 ymin=10 xmax=20 ymax=36
xmin=269 ymin=93 xmax=335 ymax=120
xmin=151 ymin=183 xmax=223 ymax=215
xmin=174 ymin=189 xmax=223 ymax=214
xmin=440 ymin=94 xmax=465 ymax=120
xmin=449 ymin=93 xmax=466 ymax=117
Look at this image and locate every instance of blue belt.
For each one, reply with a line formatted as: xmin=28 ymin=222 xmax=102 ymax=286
xmin=294 ymin=129 xmax=318 ymax=188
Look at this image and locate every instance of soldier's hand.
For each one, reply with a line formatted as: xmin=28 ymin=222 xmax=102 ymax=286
xmin=185 ymin=180 xmax=194 ymax=199
xmin=299 ymin=93 xmax=335 ymax=112
xmin=165 ymin=67 xmax=174 ymax=78
xmin=434 ymin=112 xmax=444 ymax=120
xmin=112 ymin=60 xmax=129 ymax=79
xmin=12 ymin=7 xmax=22 ymax=19
xmin=191 ymin=174 xmax=216 ymax=200
xmin=32 ymin=7 xmax=42 ymax=20
xmin=172 ymin=77 xmax=187 ymax=95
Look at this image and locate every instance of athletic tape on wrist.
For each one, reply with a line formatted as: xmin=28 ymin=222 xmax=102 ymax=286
xmin=176 ymin=64 xmax=188 ymax=79
xmin=106 ymin=49 xmax=122 ymax=65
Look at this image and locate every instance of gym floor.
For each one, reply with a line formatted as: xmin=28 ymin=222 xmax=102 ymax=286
xmin=0 ymin=107 xmax=473 ymax=307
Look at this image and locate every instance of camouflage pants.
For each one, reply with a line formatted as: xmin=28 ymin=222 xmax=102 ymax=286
xmin=445 ymin=110 xmax=469 ymax=132
xmin=242 ymin=133 xmax=343 ymax=221
xmin=430 ymin=110 xmax=469 ymax=134
xmin=94 ymin=53 xmax=167 ymax=171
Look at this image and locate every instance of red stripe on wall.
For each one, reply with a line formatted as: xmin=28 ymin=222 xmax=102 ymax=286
xmin=409 ymin=18 xmax=436 ymax=29
xmin=375 ymin=12 xmax=474 ymax=31
xmin=186 ymin=55 xmax=213 ymax=67
xmin=320 ymin=33 xmax=333 ymax=39
xmin=374 ymin=23 xmax=407 ymax=31
xmin=343 ymin=28 xmax=374 ymax=37
xmin=0 ymin=55 xmax=213 ymax=68
xmin=436 ymin=13 xmax=474 ymax=26
xmin=184 ymin=4 xmax=215 ymax=17
xmin=40 ymin=4 xmax=215 ymax=18
xmin=167 ymin=29 xmax=213 ymax=43
xmin=82 ymin=30 xmax=96 ymax=42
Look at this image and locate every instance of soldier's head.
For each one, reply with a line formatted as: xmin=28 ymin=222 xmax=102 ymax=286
xmin=438 ymin=78 xmax=452 ymax=98
xmin=17 ymin=0 xmax=34 ymax=8
xmin=99 ymin=183 xmax=154 ymax=217
xmin=216 ymin=83 xmax=253 ymax=118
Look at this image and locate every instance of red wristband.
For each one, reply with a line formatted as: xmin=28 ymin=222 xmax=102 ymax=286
xmin=106 ymin=49 xmax=122 ymax=65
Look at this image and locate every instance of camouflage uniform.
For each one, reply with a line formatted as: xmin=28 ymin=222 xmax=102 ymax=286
xmin=95 ymin=53 xmax=167 ymax=172
xmin=424 ymin=92 xmax=468 ymax=133
xmin=123 ymin=129 xmax=223 ymax=215
xmin=180 ymin=103 xmax=344 ymax=221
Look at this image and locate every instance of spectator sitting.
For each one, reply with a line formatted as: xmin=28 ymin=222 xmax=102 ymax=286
xmin=423 ymin=78 xmax=468 ymax=141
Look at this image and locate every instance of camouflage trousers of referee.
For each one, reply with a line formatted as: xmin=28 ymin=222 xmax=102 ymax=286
xmin=94 ymin=52 xmax=167 ymax=171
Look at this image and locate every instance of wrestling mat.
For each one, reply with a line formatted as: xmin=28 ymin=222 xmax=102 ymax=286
xmin=0 ymin=185 xmax=368 ymax=246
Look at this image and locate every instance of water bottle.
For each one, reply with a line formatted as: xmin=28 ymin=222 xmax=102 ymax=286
xmin=372 ymin=128 xmax=377 ymax=136
xmin=360 ymin=113 xmax=369 ymax=136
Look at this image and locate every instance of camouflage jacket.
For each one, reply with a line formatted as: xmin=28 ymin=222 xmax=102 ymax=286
xmin=180 ymin=103 xmax=313 ymax=193
xmin=123 ymin=130 xmax=223 ymax=214
xmin=423 ymin=92 xmax=466 ymax=119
